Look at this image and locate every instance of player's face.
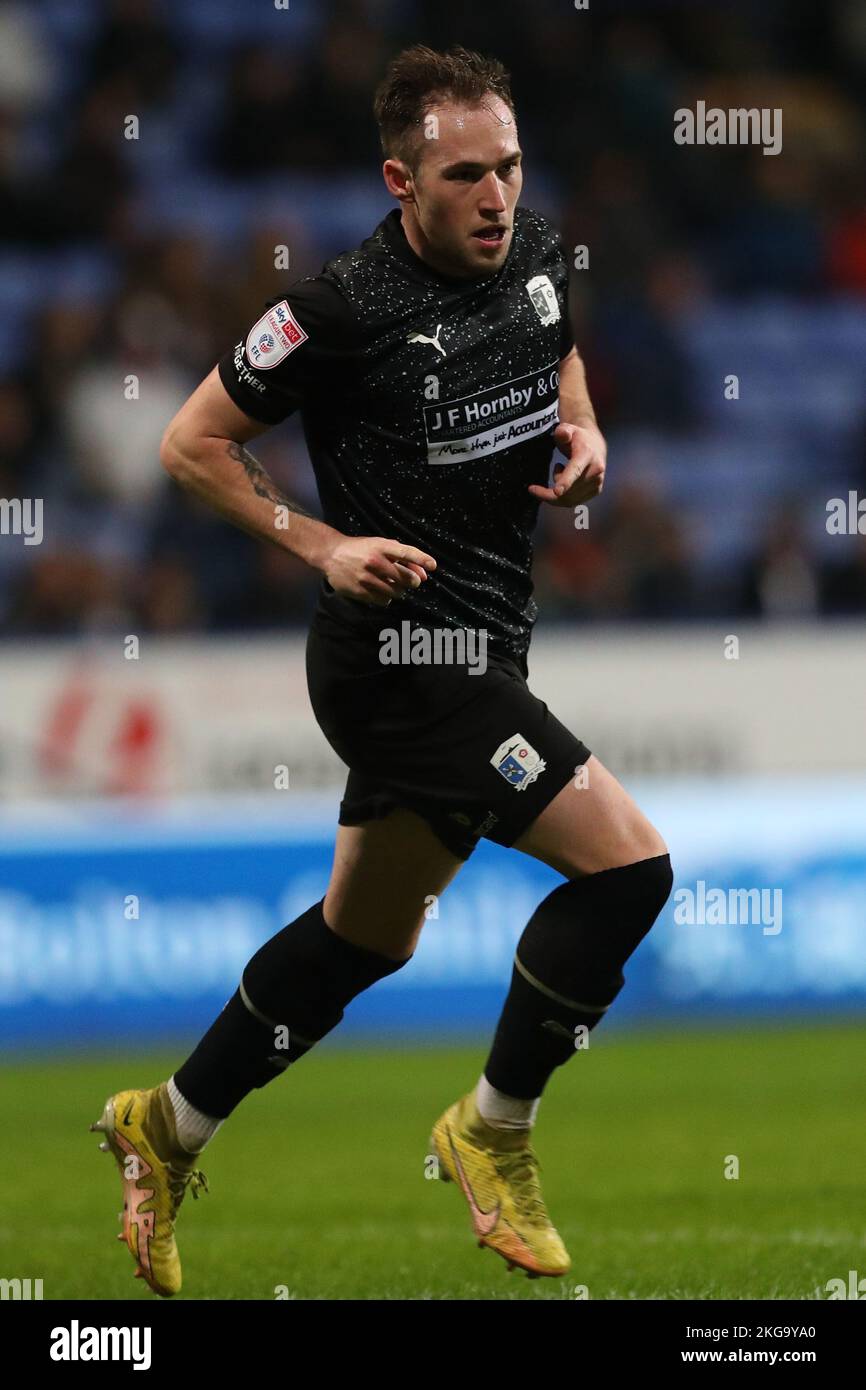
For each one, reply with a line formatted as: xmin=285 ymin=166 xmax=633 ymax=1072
xmin=396 ymin=96 xmax=522 ymax=279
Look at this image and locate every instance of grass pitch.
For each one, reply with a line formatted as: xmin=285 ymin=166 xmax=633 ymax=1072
xmin=1 ymin=1021 xmax=862 ymax=1300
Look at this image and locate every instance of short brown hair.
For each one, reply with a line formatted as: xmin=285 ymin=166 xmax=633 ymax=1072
xmin=373 ymin=44 xmax=516 ymax=171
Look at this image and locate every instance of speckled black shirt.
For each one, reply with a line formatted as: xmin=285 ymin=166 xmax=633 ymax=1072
xmin=218 ymin=205 xmax=574 ymax=660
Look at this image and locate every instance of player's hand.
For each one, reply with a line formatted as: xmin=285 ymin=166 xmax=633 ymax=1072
xmin=528 ymin=422 xmax=607 ymax=506
xmin=323 ymin=535 xmax=437 ymax=607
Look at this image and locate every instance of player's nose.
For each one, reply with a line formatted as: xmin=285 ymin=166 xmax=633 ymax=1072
xmin=477 ymin=170 xmax=508 ymax=213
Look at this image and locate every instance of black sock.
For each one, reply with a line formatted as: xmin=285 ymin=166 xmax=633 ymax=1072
xmin=484 ymin=855 xmax=673 ymax=1099
xmin=173 ymin=899 xmax=411 ymax=1118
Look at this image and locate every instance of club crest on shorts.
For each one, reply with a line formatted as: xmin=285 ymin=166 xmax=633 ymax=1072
xmin=489 ymin=733 xmax=546 ymax=790
xmin=525 ymin=275 xmax=560 ymax=326
xmin=246 ymin=299 xmax=308 ymax=370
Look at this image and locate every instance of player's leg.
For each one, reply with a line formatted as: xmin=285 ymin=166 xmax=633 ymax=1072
xmin=513 ymin=753 xmax=668 ymax=877
xmin=430 ymin=755 xmax=671 ymax=1279
xmin=167 ymin=806 xmax=463 ymax=1141
xmin=323 ymin=806 xmax=464 ymax=957
xmin=478 ymin=754 xmax=671 ymax=1119
xmin=94 ymin=806 xmax=463 ymax=1295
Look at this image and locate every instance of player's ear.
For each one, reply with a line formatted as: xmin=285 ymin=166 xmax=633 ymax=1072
xmin=383 ymin=157 xmax=415 ymax=203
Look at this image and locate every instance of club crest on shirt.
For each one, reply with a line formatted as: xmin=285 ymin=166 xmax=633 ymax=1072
xmin=525 ymin=275 xmax=560 ymax=326
xmin=246 ymin=299 xmax=308 ymax=370
xmin=489 ymin=733 xmax=547 ymax=790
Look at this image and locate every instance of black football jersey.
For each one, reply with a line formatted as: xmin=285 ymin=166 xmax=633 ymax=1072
xmin=218 ymin=205 xmax=574 ymax=659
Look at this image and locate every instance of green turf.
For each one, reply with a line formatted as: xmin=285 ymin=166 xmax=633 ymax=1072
xmin=1 ymin=1021 xmax=863 ymax=1300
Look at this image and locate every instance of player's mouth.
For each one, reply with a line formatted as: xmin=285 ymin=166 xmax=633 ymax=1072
xmin=471 ymin=225 xmax=507 ymax=246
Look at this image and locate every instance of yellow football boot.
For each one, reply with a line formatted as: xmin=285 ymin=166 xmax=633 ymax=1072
xmin=90 ymin=1083 xmax=209 ymax=1297
xmin=429 ymin=1090 xmax=570 ymax=1278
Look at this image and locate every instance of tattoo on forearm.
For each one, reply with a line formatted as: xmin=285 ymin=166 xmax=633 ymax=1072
xmin=226 ymin=440 xmax=314 ymax=518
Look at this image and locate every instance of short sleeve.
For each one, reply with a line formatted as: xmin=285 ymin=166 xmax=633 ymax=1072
xmin=217 ymin=276 xmax=360 ymax=426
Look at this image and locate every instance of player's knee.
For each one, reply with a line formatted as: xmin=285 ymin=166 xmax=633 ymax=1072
xmin=563 ymin=818 xmax=668 ymax=878
xmin=584 ymin=850 xmax=673 ymax=930
xmin=628 ymin=848 xmax=673 ymax=921
xmin=615 ymin=822 xmax=670 ymax=877
xmin=243 ymin=898 xmax=413 ymax=1031
xmin=581 ymin=846 xmax=673 ymax=931
xmin=517 ymin=851 xmax=673 ymax=1009
xmin=607 ymin=804 xmax=667 ymax=864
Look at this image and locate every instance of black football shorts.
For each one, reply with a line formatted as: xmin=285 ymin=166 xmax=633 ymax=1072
xmin=305 ymin=599 xmax=591 ymax=861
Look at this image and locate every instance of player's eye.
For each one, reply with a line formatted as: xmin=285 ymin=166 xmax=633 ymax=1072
xmin=447 ymin=161 xmax=519 ymax=181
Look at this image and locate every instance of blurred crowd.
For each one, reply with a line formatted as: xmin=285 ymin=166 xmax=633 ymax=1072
xmin=2 ymin=0 xmax=866 ymax=635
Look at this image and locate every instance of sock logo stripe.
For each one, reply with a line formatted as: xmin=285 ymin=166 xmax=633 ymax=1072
xmin=238 ymin=978 xmax=279 ymax=1029
xmin=238 ymin=979 xmax=317 ymax=1047
xmin=512 ymin=953 xmax=610 ymax=1014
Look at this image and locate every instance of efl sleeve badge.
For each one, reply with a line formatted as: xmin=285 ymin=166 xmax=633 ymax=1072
xmin=245 ymin=300 xmax=309 ymax=370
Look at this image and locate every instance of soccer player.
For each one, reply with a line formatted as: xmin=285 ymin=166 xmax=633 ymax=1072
xmin=91 ymin=44 xmax=672 ymax=1295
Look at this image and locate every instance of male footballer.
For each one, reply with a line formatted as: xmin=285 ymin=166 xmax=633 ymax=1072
xmin=91 ymin=44 xmax=672 ymax=1295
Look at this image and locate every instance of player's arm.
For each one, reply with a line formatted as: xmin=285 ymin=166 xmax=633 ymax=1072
xmin=528 ymin=347 xmax=607 ymax=506
xmin=160 ymin=368 xmax=435 ymax=606
xmin=160 ymin=366 xmax=336 ymax=568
